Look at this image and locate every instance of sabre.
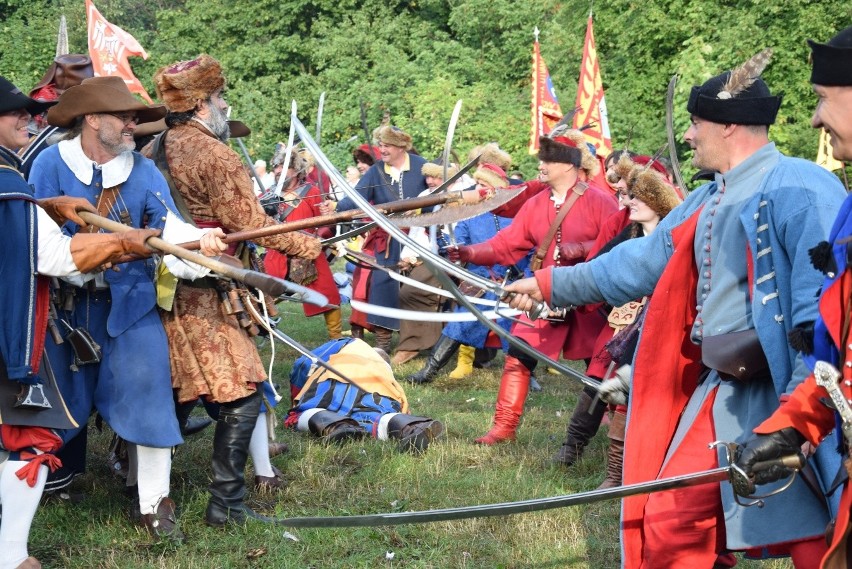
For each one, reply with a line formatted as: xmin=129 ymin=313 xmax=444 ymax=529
xmin=315 ymin=92 xmax=326 ymax=196
xmin=77 ymin=211 xmax=329 ymax=306
xmin=274 ymin=101 xmax=298 ymax=196
xmin=292 ymin=112 xmax=600 ymax=388
xmin=279 ymin=444 xmax=805 ymax=528
xmin=350 ymin=299 xmax=520 ymax=323
xmin=666 ymin=75 xmax=689 ymax=193
xmin=440 ymin=100 xmax=463 ymax=247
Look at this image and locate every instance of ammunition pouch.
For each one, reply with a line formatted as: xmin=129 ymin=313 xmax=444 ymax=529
xmin=66 ymin=326 xmax=102 ymax=372
xmin=701 ymin=329 xmax=768 ymax=382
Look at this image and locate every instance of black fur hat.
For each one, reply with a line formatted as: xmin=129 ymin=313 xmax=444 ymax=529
xmin=809 ymin=26 xmax=852 ymax=86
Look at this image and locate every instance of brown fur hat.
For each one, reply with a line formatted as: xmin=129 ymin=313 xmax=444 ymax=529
xmin=472 ymin=162 xmax=508 ymax=189
xmin=625 ymin=167 xmax=681 ymax=219
xmin=467 ymin=142 xmax=512 ymax=170
xmin=373 ymin=125 xmax=412 ymax=150
xmin=154 ymin=54 xmax=225 ymax=113
xmin=421 ymin=158 xmax=459 ymax=179
xmin=353 ymin=143 xmax=379 ymax=165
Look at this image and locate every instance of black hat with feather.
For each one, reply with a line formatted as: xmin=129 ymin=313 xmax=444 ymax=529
xmin=687 ymin=49 xmax=781 ymax=126
xmin=809 ymin=26 xmax=852 ymax=87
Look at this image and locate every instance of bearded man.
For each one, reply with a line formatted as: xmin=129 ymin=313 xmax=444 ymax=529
xmin=29 ymin=76 xmax=225 ymax=540
xmin=149 ymin=54 xmax=320 ymax=526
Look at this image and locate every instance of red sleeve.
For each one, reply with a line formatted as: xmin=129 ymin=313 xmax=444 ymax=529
xmin=534 ymin=268 xmax=553 ymax=305
xmin=492 ymin=180 xmax=548 ymax=217
xmin=754 ymin=373 xmax=837 ymax=445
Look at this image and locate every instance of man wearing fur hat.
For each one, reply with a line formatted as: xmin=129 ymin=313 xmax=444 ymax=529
xmin=323 ymin=125 xmax=428 ymax=352
xmin=734 ymin=26 xmax=852 ymax=568
xmin=505 ymin=52 xmax=845 ymax=568
xmin=447 ymin=130 xmax=617 ymax=445
xmin=150 ymin=54 xmax=320 ymax=526
xmin=28 ymin=75 xmax=227 ymax=540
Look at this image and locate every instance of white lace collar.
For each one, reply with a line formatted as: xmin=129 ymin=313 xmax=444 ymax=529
xmin=57 ymin=136 xmax=134 ymax=187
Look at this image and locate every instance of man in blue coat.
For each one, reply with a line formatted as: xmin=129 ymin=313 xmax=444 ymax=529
xmin=504 ymin=54 xmax=845 ymax=567
xmin=29 ymin=76 xmax=224 ymax=540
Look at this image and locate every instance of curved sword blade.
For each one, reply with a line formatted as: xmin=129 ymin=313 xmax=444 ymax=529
xmin=281 ymin=467 xmax=731 ymax=528
xmin=351 ymin=299 xmax=518 ymax=322
xmin=666 ymin=75 xmax=689 ymax=193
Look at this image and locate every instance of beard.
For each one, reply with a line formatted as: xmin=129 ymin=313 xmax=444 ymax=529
xmin=205 ymin=102 xmax=230 ymax=142
xmin=97 ymin=120 xmax=135 ymax=157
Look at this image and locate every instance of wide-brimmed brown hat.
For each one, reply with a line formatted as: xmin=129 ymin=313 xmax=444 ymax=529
xmin=29 ymin=54 xmax=95 ymax=99
xmin=47 ymin=76 xmax=166 ymax=128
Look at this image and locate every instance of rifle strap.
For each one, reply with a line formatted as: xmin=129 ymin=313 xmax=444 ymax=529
xmin=530 ymin=182 xmax=587 ymax=271
xmin=149 ymin=130 xmax=197 ymax=228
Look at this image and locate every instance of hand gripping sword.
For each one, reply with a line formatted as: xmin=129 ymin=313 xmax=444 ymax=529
xmin=292 ymin=112 xmax=599 ymax=390
xmin=279 ymin=443 xmax=804 ymax=528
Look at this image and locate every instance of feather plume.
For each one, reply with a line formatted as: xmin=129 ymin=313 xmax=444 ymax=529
xmin=717 ymin=48 xmax=773 ymax=100
xmin=548 ymin=106 xmax=580 ymax=138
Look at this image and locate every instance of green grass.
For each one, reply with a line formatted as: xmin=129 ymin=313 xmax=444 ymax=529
xmin=28 ymin=304 xmax=793 ymax=568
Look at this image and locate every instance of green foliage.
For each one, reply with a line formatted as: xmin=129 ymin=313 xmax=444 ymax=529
xmin=0 ymin=0 xmax=850 ymax=178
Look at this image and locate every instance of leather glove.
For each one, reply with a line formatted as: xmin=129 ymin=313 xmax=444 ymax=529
xmin=558 ymin=241 xmax=588 ymax=263
xmin=599 ymin=364 xmax=631 ymax=405
xmin=446 ymin=243 xmax=500 ymax=266
xmin=735 ymin=427 xmax=807 ymax=486
xmin=38 ymin=196 xmax=98 ymax=227
xmin=70 ymin=228 xmax=160 ymax=273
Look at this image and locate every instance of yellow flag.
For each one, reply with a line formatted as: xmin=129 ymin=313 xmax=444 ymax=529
xmin=817 ymin=128 xmax=843 ymax=172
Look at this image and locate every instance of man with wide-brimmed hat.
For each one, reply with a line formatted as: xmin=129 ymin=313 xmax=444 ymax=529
xmin=148 ymin=54 xmax=320 ymax=526
xmin=0 ymin=74 xmax=183 ymax=566
xmin=734 ymin=26 xmax=852 ymax=568
xmin=323 ymin=125 xmax=429 ymax=353
xmin=504 ymin=52 xmax=845 ymax=567
xmin=29 ymin=75 xmax=226 ymax=541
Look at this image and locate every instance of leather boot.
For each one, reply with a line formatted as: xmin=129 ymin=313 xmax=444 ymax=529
xmin=205 ymin=391 xmax=279 ymax=526
xmin=448 ymin=345 xmax=475 ymax=379
xmin=387 ymin=414 xmax=445 ymax=454
xmin=406 ymin=335 xmax=459 ymax=384
xmin=175 ymin=399 xmax=213 ymax=437
xmin=323 ymin=308 xmax=343 ymax=339
xmin=474 ymin=356 xmax=531 ymax=445
xmin=597 ymin=410 xmax=626 ymax=489
xmin=551 ymin=388 xmax=607 ymax=467
xmin=350 ymin=325 xmax=365 ymax=340
xmin=141 ymin=497 xmax=185 ymax=542
xmin=304 ymin=409 xmax=367 ymax=444
xmin=373 ymin=326 xmax=393 ymax=353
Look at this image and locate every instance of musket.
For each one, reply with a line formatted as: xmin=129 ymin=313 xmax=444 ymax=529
xmin=280 ymin=443 xmax=805 ymax=528
xmin=177 ymin=186 xmax=520 ymax=251
xmin=666 ymin=75 xmax=689 ymax=193
xmin=291 ymin=113 xmax=603 ymax=390
xmin=77 ymin=211 xmax=328 ymax=306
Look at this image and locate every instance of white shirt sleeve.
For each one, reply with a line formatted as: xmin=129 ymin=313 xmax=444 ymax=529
xmin=161 ymin=211 xmax=213 ymax=280
xmin=36 ymin=207 xmax=81 ymax=277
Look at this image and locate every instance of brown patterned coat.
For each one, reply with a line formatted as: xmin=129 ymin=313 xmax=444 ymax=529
xmin=144 ymin=121 xmax=320 ymax=403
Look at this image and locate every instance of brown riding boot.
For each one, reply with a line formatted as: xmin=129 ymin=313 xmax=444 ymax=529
xmin=597 ymin=409 xmax=626 ymax=489
xmin=373 ymin=326 xmax=393 ymax=353
xmin=551 ymin=388 xmax=607 ymax=467
xmin=350 ymin=324 xmax=365 ymax=340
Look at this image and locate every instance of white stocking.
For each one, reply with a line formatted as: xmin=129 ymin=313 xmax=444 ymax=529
xmin=135 ymin=446 xmax=171 ymax=515
xmin=0 ymin=460 xmax=47 ymax=569
xmin=249 ymin=413 xmax=274 ymax=478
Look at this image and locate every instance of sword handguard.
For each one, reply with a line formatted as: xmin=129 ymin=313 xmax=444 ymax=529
xmin=814 ymin=360 xmax=852 ymax=443
xmin=712 ymin=441 xmax=804 ymax=507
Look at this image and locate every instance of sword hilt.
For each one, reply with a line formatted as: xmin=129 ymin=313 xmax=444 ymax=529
xmin=751 ymin=453 xmax=805 ymax=473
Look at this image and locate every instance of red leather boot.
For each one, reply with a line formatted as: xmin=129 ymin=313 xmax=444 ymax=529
xmin=474 ymin=356 xmax=531 ymax=445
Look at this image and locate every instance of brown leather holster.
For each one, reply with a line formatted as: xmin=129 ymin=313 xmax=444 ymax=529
xmin=701 ymin=329 xmax=769 ymax=382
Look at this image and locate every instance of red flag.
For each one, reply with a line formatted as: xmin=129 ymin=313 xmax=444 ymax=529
xmin=86 ymin=0 xmax=153 ymax=103
xmin=573 ymin=13 xmax=612 ymax=158
xmin=529 ymin=30 xmax=563 ymax=154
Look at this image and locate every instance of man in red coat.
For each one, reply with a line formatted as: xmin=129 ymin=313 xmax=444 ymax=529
xmin=448 ymin=130 xmax=616 ymax=444
xmin=735 ymin=26 xmax=852 ymax=569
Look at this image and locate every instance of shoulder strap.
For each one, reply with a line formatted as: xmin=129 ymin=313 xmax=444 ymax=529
xmin=531 ymin=181 xmax=587 ymax=269
xmin=150 ymin=130 xmax=197 ymax=228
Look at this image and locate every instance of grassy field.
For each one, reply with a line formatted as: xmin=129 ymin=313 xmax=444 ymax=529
xmin=27 ymin=303 xmax=794 ymax=568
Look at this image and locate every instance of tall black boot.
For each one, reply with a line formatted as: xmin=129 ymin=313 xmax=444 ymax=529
xmin=302 ymin=409 xmax=367 ymax=444
xmin=386 ymin=414 xmax=445 ymax=454
xmin=406 ymin=335 xmax=460 ymax=384
xmin=205 ymin=391 xmax=276 ymax=526
xmin=551 ymin=387 xmax=607 ymax=467
xmin=174 ymin=397 xmax=213 ymax=437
